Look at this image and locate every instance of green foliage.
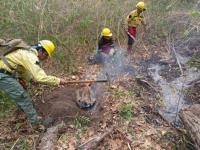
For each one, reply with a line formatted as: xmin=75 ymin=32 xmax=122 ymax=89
xmin=53 ymin=49 xmax=65 ymax=62
xmin=0 ymin=91 xmax=16 ymax=118
xmin=191 ymin=10 xmax=200 ymax=17
xmin=113 ymin=88 xmax=134 ymax=98
xmin=119 ymin=103 xmax=133 ymax=120
xmin=75 ymin=147 xmax=84 ymax=150
xmin=73 ymin=114 xmax=90 ymax=129
xmin=16 ymin=138 xmax=31 ymax=150
xmin=78 ymin=17 xmax=92 ymax=30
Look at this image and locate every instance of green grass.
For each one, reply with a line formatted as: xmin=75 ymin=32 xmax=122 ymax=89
xmin=53 ymin=49 xmax=65 ymax=62
xmin=119 ymin=103 xmax=134 ymax=120
xmin=0 ymin=0 xmax=199 ymax=73
xmin=0 ymin=91 xmax=16 ymax=118
xmin=113 ymin=88 xmax=134 ymax=98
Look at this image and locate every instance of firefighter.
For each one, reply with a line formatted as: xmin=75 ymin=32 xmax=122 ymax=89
xmin=87 ymin=28 xmax=115 ymax=64
xmin=96 ymin=28 xmax=115 ymax=63
xmin=125 ymin=1 xmax=146 ymax=53
xmin=98 ymin=27 xmax=114 ymax=54
xmin=0 ymin=40 xmax=68 ymax=128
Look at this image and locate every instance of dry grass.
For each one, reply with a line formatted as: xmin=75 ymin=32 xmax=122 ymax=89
xmin=0 ymin=0 xmax=199 ymax=73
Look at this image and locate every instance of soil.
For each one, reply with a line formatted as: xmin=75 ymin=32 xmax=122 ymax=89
xmin=35 ymin=85 xmax=86 ymax=120
xmin=34 ymin=83 xmax=107 ymax=123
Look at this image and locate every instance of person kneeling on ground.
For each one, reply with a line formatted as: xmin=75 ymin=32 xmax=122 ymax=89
xmin=88 ymin=27 xmax=115 ymax=64
xmin=124 ymin=1 xmax=146 ymax=54
xmin=0 ymin=39 xmax=68 ymax=129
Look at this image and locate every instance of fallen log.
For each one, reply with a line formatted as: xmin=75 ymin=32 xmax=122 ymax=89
xmin=180 ymin=104 xmax=200 ymax=150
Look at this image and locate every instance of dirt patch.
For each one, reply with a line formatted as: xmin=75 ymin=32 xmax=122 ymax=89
xmin=35 ymin=84 xmax=107 ymax=123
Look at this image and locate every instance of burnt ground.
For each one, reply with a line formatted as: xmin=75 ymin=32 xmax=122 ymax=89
xmin=0 ymin=43 xmax=198 ymax=150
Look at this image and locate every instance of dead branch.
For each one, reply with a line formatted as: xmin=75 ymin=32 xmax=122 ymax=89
xmin=167 ymin=36 xmax=183 ymax=75
xmin=38 ymin=123 xmax=65 ymax=150
xmin=180 ymin=104 xmax=200 ymax=150
xmin=78 ymin=127 xmax=113 ymax=150
xmin=127 ymin=142 xmax=132 ymax=150
xmin=10 ymin=138 xmax=20 ymax=150
xmin=135 ymin=77 xmax=158 ymax=92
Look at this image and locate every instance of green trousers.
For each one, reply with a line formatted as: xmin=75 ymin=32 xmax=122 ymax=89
xmin=0 ymin=73 xmax=39 ymax=125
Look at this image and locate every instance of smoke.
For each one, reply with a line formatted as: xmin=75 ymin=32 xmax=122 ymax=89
xmin=97 ymin=47 xmax=136 ymax=81
xmin=88 ymin=47 xmax=136 ymax=111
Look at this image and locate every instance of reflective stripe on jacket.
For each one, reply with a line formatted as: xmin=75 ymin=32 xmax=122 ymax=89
xmin=0 ymin=48 xmax=60 ymax=85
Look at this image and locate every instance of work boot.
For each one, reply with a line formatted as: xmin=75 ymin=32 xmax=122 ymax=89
xmin=31 ymin=116 xmax=46 ymax=132
xmin=31 ymin=116 xmax=54 ymax=132
xmin=32 ymin=124 xmax=46 ymax=132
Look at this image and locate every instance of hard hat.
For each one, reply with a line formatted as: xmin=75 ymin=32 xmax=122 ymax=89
xmin=39 ymin=40 xmax=55 ymax=57
xmin=101 ymin=28 xmax=112 ymax=37
xmin=136 ymin=2 xmax=146 ymax=11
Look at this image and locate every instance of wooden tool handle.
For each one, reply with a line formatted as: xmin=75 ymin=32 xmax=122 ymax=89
xmin=66 ymin=80 xmax=107 ymax=84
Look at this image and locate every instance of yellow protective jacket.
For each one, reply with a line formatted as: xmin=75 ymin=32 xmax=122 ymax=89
xmin=0 ymin=48 xmax=60 ymax=85
xmin=126 ymin=10 xmax=145 ymax=27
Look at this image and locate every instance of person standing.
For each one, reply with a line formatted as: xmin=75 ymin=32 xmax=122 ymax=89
xmin=125 ymin=1 xmax=146 ymax=53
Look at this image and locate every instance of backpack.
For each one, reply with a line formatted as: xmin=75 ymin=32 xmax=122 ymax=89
xmin=0 ymin=38 xmax=31 ymax=72
xmin=0 ymin=39 xmax=31 ymax=56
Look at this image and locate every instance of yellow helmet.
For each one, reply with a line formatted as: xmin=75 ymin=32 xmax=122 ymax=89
xmin=39 ymin=40 xmax=55 ymax=57
xmin=136 ymin=2 xmax=146 ymax=11
xmin=101 ymin=28 xmax=112 ymax=37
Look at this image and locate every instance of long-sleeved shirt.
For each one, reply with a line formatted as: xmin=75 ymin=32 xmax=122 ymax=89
xmin=98 ymin=37 xmax=114 ymax=52
xmin=126 ymin=10 xmax=145 ymax=27
xmin=0 ymin=48 xmax=60 ymax=85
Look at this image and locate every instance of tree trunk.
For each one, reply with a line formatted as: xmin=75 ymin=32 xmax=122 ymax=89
xmin=180 ymin=104 xmax=200 ymax=150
